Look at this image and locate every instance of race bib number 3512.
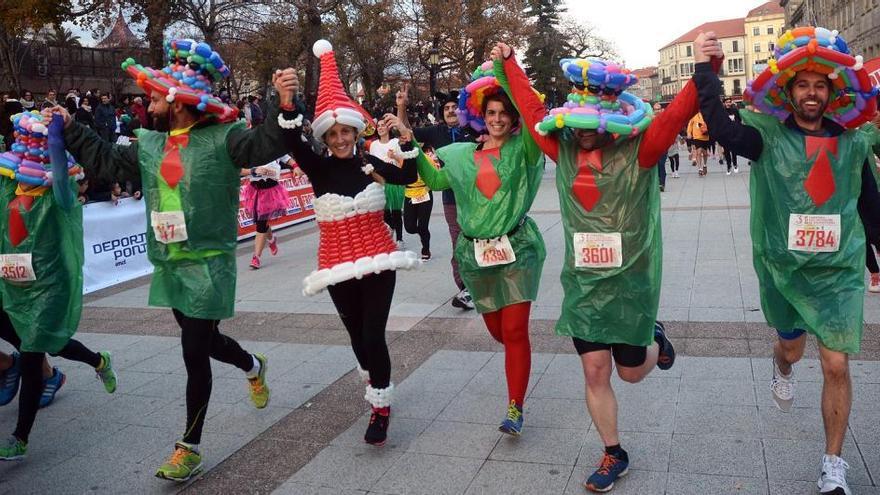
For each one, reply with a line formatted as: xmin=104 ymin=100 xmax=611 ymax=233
xmin=0 ymin=254 xmax=36 ymax=282
xmin=574 ymin=233 xmax=623 ymax=268
xmin=787 ymin=214 xmax=840 ymax=253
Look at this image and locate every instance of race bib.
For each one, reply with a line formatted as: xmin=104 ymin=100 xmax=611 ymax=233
xmin=574 ymin=232 xmax=623 ymax=268
xmin=787 ymin=214 xmax=840 ymax=253
xmin=151 ymin=211 xmax=189 ymax=244
xmin=411 ymin=193 xmax=431 ymax=204
xmin=474 ymin=235 xmax=516 ymax=267
xmin=0 ymin=254 xmax=36 ymax=282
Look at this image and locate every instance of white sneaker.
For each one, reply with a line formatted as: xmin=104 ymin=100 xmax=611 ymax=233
xmin=733 ymin=166 xmax=739 ymax=173
xmin=726 ymin=171 xmax=731 ymax=175
xmin=770 ymin=358 xmax=795 ymax=412
xmin=817 ymin=455 xmax=851 ymax=495
xmin=451 ymin=288 xmax=475 ymax=310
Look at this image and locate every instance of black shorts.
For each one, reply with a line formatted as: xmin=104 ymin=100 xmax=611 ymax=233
xmin=572 ymin=338 xmax=647 ymax=367
xmin=693 ymin=140 xmax=712 ymax=150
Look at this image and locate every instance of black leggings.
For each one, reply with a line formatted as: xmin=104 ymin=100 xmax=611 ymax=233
xmin=326 ymin=271 xmax=395 ymax=389
xmin=668 ymin=154 xmax=680 ymax=172
xmin=404 ymin=195 xmax=432 ymax=253
xmin=172 ymin=309 xmax=254 ymax=445
xmin=384 ymin=209 xmax=403 ymax=242
xmin=724 ymin=149 xmax=737 ymax=170
xmin=0 ymin=308 xmax=101 ymax=443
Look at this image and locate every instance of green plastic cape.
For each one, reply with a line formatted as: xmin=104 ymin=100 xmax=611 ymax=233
xmin=745 ymin=111 xmax=875 ymax=353
xmin=0 ymin=179 xmax=83 ymax=353
xmin=417 ymin=128 xmax=546 ymax=313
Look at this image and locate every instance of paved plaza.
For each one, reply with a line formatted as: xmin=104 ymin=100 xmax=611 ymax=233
xmin=2 ymin=156 xmax=880 ymax=494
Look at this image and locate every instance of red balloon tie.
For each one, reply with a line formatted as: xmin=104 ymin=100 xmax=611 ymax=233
xmin=803 ymin=136 xmax=838 ymax=207
xmin=160 ymin=133 xmax=191 ymax=189
xmin=474 ymin=148 xmax=502 ymax=200
xmin=571 ymin=149 xmax=603 ymax=212
xmin=7 ymin=196 xmax=34 ymax=247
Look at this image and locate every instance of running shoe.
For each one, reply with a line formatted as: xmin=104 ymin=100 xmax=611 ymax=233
xmin=654 ymin=322 xmax=675 ymax=370
xmin=870 ymin=273 xmax=880 ymax=293
xmin=451 ymin=289 xmax=475 ymax=310
xmin=733 ymin=166 xmax=739 ymax=173
xmin=818 ymin=455 xmax=851 ymax=495
xmin=96 ymin=351 xmax=117 ymax=394
xmin=364 ymin=407 xmax=390 ymax=446
xmin=155 ymin=442 xmax=203 ymax=482
xmin=248 ymin=353 xmax=269 ymax=409
xmin=770 ymin=358 xmax=794 ymax=412
xmin=268 ymin=236 xmax=279 ymax=256
xmin=421 ymin=249 xmax=431 ymax=262
xmin=39 ymin=367 xmax=65 ymax=409
xmin=249 ymin=255 xmax=261 ymax=270
xmin=0 ymin=352 xmax=21 ymax=406
xmin=584 ymin=451 xmax=629 ymax=492
xmin=0 ymin=435 xmax=26 ymax=461
xmin=726 ymin=170 xmax=731 ymax=175
xmin=498 ymin=400 xmax=523 ymax=436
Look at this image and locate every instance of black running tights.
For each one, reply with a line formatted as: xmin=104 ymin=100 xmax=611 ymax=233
xmin=0 ymin=308 xmax=102 ymax=443
xmin=404 ymin=196 xmax=432 ymax=253
xmin=172 ymin=309 xmax=254 ymax=445
xmin=326 ymin=271 xmax=395 ymax=389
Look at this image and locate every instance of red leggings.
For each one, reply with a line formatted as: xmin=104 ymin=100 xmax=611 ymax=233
xmin=482 ymin=301 xmax=532 ymax=406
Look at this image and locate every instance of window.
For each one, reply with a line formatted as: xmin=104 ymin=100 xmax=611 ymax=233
xmin=768 ymin=42 xmax=775 ymax=53
xmin=753 ymin=26 xmax=760 ymax=36
xmin=728 ymin=58 xmax=744 ymax=73
xmin=732 ymin=40 xmax=740 ymax=52
xmin=733 ymin=79 xmax=742 ymax=94
xmin=686 ymin=45 xmax=692 ymax=57
xmin=754 ymin=43 xmax=762 ymax=53
xmin=767 ymin=26 xmax=774 ymax=34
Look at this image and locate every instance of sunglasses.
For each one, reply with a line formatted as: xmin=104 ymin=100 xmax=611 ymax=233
xmin=576 ymin=83 xmax=622 ymax=96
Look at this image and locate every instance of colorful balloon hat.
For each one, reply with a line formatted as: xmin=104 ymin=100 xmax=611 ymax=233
xmin=536 ymin=58 xmax=653 ymax=137
xmin=457 ymin=61 xmax=503 ymax=132
xmin=0 ymin=111 xmax=83 ymax=189
xmin=121 ymin=39 xmax=238 ymax=121
xmin=744 ymin=26 xmax=879 ymax=129
xmin=312 ymin=39 xmax=369 ymax=141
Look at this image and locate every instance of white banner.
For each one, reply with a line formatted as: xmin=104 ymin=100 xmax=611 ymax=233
xmin=82 ymin=198 xmax=153 ymax=294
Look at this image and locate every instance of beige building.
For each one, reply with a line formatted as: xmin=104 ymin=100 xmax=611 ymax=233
xmin=780 ymin=0 xmax=880 ymax=59
xmin=745 ymin=2 xmax=787 ymax=81
xmin=659 ymin=18 xmax=747 ymax=101
xmin=629 ymin=67 xmax=660 ymax=102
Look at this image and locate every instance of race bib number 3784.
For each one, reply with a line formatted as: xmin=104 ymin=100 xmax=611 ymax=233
xmin=787 ymin=214 xmax=840 ymax=253
xmin=0 ymin=254 xmax=36 ymax=282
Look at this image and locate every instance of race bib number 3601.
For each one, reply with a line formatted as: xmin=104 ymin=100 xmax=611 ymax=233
xmin=474 ymin=235 xmax=516 ymax=267
xmin=788 ymin=214 xmax=840 ymax=253
xmin=151 ymin=211 xmax=189 ymax=244
xmin=574 ymin=233 xmax=623 ymax=268
xmin=0 ymin=254 xmax=36 ymax=282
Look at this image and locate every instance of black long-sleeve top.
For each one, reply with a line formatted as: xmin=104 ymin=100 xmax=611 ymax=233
xmin=692 ymin=62 xmax=880 ymax=229
xmin=287 ymin=117 xmax=418 ymax=198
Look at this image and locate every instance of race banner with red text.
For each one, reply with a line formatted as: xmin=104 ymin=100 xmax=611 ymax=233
xmin=237 ymin=170 xmax=316 ymax=240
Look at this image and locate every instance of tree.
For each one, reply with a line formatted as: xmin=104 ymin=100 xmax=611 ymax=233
xmin=559 ymin=17 xmax=617 ymax=60
xmin=46 ymin=26 xmax=82 ymax=47
xmin=522 ymin=0 xmax=565 ymax=95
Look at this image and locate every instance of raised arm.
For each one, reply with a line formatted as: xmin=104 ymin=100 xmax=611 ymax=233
xmin=691 ymin=32 xmax=764 ymax=161
xmin=416 ymin=145 xmax=451 ymax=191
xmin=494 ymin=44 xmax=559 ymax=162
xmin=368 ymin=140 xmax=418 ymax=185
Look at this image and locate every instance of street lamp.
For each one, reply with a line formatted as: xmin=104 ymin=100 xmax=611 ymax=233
xmin=428 ymin=47 xmax=439 ymax=115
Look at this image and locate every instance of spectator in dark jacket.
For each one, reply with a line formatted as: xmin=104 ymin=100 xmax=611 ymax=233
xmin=95 ymin=94 xmax=116 ymax=141
xmin=1 ymin=91 xmax=24 ymax=147
xmin=75 ymin=98 xmax=96 ymax=129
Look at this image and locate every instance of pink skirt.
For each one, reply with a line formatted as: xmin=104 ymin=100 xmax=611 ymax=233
xmin=243 ymin=182 xmax=290 ymax=221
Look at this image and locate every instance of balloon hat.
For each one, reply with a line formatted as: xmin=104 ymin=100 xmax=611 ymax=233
xmin=744 ymin=26 xmax=879 ymax=129
xmin=311 ymin=39 xmax=370 ymax=141
xmin=536 ymin=58 xmax=653 ymax=138
xmin=457 ymin=61 xmax=503 ymax=132
xmin=121 ymin=39 xmax=237 ymax=121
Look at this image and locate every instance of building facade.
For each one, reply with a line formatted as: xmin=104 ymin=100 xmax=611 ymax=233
xmin=629 ymin=67 xmax=660 ymax=102
xmin=659 ymin=18 xmax=747 ymax=101
xmin=745 ymin=2 xmax=787 ymax=81
xmin=780 ymin=0 xmax=880 ymax=59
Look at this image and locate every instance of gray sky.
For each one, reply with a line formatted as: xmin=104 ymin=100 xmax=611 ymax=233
xmin=564 ymin=0 xmax=774 ymax=69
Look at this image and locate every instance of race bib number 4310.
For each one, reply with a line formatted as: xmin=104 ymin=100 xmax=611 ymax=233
xmin=787 ymin=214 xmax=840 ymax=253
xmin=0 ymin=254 xmax=36 ymax=282
xmin=151 ymin=211 xmax=189 ymax=244
xmin=574 ymin=233 xmax=623 ymax=268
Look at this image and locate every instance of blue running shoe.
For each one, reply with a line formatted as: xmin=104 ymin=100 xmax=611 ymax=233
xmin=0 ymin=352 xmax=21 ymax=406
xmin=39 ymin=368 xmax=65 ymax=409
xmin=654 ymin=321 xmax=675 ymax=371
xmin=498 ymin=400 xmax=523 ymax=436
xmin=585 ymin=452 xmax=629 ymax=492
